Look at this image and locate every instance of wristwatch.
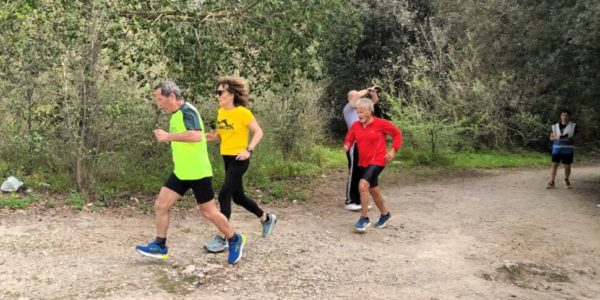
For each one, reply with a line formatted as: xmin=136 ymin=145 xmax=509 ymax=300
xmin=246 ymin=147 xmax=253 ymax=154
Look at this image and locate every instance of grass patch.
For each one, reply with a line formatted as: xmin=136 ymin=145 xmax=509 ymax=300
xmin=0 ymin=193 xmax=42 ymax=209
xmin=384 ymin=149 xmax=552 ymax=173
xmin=156 ymin=269 xmax=194 ymax=295
xmin=0 ymin=161 xmax=8 ymax=178
xmin=138 ymin=202 xmax=154 ymax=214
xmin=255 ymin=178 xmax=311 ymax=204
xmin=448 ymin=151 xmax=548 ymax=168
xmin=0 ymin=196 xmax=30 ymax=209
xmin=65 ymin=191 xmax=86 ymax=209
xmin=315 ymin=146 xmax=551 ymax=170
xmin=547 ymin=272 xmax=570 ymax=282
xmin=178 ymin=196 xmax=196 ymax=209
xmin=309 ymin=146 xmax=347 ymax=168
xmin=44 ymin=199 xmax=57 ymax=208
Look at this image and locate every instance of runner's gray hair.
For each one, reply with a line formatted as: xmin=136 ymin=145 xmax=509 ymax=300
xmin=355 ymin=98 xmax=374 ymax=112
xmin=154 ymin=81 xmax=182 ymax=100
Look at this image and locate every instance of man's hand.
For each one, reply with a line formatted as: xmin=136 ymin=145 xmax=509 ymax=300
xmin=153 ymin=129 xmax=171 ymax=142
xmin=343 ymin=144 xmax=350 ymax=152
xmin=385 ymin=148 xmax=397 ymax=163
xmin=367 ymin=85 xmax=380 ymax=104
xmin=205 ymin=131 xmax=219 ymax=141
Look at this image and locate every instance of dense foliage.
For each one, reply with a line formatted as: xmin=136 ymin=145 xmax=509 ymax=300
xmin=0 ymin=0 xmax=598 ymax=196
xmin=325 ymin=0 xmax=599 ymax=159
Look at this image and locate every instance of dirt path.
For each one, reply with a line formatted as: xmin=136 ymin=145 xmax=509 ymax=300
xmin=1 ymin=164 xmax=599 ymax=300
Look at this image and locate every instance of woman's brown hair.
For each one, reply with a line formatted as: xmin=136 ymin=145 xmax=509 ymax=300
xmin=216 ymin=76 xmax=249 ymax=107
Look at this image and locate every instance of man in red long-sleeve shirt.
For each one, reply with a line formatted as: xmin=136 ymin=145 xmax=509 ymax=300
xmin=344 ymin=98 xmax=402 ymax=232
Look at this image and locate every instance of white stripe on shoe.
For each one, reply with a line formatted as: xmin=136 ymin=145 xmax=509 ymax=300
xmin=136 ymin=249 xmax=168 ymax=260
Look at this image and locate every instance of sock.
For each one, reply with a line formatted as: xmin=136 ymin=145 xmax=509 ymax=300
xmin=228 ymin=234 xmax=238 ymax=244
xmin=264 ymin=213 xmax=270 ymax=223
xmin=155 ymin=237 xmax=166 ymax=248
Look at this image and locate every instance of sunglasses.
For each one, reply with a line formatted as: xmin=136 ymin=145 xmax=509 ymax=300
xmin=216 ymin=90 xmax=226 ymax=96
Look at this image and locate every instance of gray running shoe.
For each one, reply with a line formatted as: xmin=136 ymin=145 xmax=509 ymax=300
xmin=204 ymin=235 xmax=228 ymax=253
xmin=261 ymin=212 xmax=278 ymax=238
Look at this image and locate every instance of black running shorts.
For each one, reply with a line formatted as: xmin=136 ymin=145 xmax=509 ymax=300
xmin=357 ymin=165 xmax=385 ymax=187
xmin=551 ymin=154 xmax=573 ymax=165
xmin=164 ymin=173 xmax=214 ymax=204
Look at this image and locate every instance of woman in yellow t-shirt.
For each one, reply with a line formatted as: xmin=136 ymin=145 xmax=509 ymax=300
xmin=204 ymin=76 xmax=278 ymax=253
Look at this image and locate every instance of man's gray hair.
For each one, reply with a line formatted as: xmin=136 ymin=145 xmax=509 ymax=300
xmin=355 ymin=98 xmax=374 ymax=112
xmin=154 ymin=81 xmax=182 ymax=100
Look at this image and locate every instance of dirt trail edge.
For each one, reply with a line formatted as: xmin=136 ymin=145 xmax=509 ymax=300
xmin=1 ymin=164 xmax=599 ymax=300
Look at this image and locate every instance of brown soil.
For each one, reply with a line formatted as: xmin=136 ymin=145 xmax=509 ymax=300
xmin=1 ymin=164 xmax=599 ymax=299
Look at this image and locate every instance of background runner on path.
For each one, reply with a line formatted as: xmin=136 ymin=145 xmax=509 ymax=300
xmin=344 ymin=98 xmax=402 ymax=232
xmin=342 ymin=85 xmax=380 ymax=211
xmin=547 ymin=109 xmax=578 ymax=189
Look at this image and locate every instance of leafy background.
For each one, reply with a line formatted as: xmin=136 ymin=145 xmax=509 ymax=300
xmin=0 ymin=0 xmax=598 ymax=201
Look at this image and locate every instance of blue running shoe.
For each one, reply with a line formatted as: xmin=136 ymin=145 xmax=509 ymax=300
xmin=261 ymin=212 xmax=278 ymax=238
xmin=136 ymin=241 xmax=168 ymax=261
xmin=375 ymin=212 xmax=392 ymax=229
xmin=205 ymin=235 xmax=228 ymax=253
xmin=227 ymin=233 xmax=246 ymax=265
xmin=354 ymin=217 xmax=371 ymax=232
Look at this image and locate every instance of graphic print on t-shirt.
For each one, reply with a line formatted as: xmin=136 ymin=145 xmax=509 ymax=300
xmin=217 ymin=119 xmax=234 ymax=130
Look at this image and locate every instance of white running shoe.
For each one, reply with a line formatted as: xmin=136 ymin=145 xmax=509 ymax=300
xmin=344 ymin=203 xmax=362 ymax=211
xmin=344 ymin=203 xmax=372 ymax=211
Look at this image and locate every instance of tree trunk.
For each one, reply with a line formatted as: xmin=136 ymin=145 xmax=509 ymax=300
xmin=25 ymin=86 xmax=34 ymax=175
xmin=76 ymin=7 xmax=103 ymax=193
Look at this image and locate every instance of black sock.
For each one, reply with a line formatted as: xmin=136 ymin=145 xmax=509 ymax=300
xmin=228 ymin=234 xmax=238 ymax=243
xmin=155 ymin=237 xmax=166 ymax=248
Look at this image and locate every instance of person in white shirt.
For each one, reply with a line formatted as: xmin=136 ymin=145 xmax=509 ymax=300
xmin=547 ymin=109 xmax=577 ymax=189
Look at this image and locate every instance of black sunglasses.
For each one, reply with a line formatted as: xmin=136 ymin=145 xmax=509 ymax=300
xmin=216 ymin=90 xmax=226 ymax=96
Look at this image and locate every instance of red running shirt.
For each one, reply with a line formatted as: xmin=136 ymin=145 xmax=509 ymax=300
xmin=344 ymin=118 xmax=402 ymax=167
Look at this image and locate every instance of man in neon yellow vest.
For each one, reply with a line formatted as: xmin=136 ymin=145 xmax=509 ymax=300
xmin=547 ymin=109 xmax=577 ymax=189
xmin=136 ymin=81 xmax=245 ymax=264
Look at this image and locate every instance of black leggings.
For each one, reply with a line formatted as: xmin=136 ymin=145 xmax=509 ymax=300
xmin=218 ymin=155 xmax=264 ymax=220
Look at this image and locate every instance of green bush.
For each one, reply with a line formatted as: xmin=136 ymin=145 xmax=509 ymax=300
xmin=0 ymin=193 xmax=41 ymax=209
xmin=0 ymin=197 xmax=30 ymax=209
xmin=65 ymin=191 xmax=86 ymax=209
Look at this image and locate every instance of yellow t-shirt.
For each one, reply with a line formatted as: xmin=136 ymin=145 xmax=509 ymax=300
xmin=216 ymin=106 xmax=254 ymax=155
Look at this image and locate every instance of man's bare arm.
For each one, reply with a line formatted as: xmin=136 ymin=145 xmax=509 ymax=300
xmin=348 ymin=86 xmax=380 ymax=106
